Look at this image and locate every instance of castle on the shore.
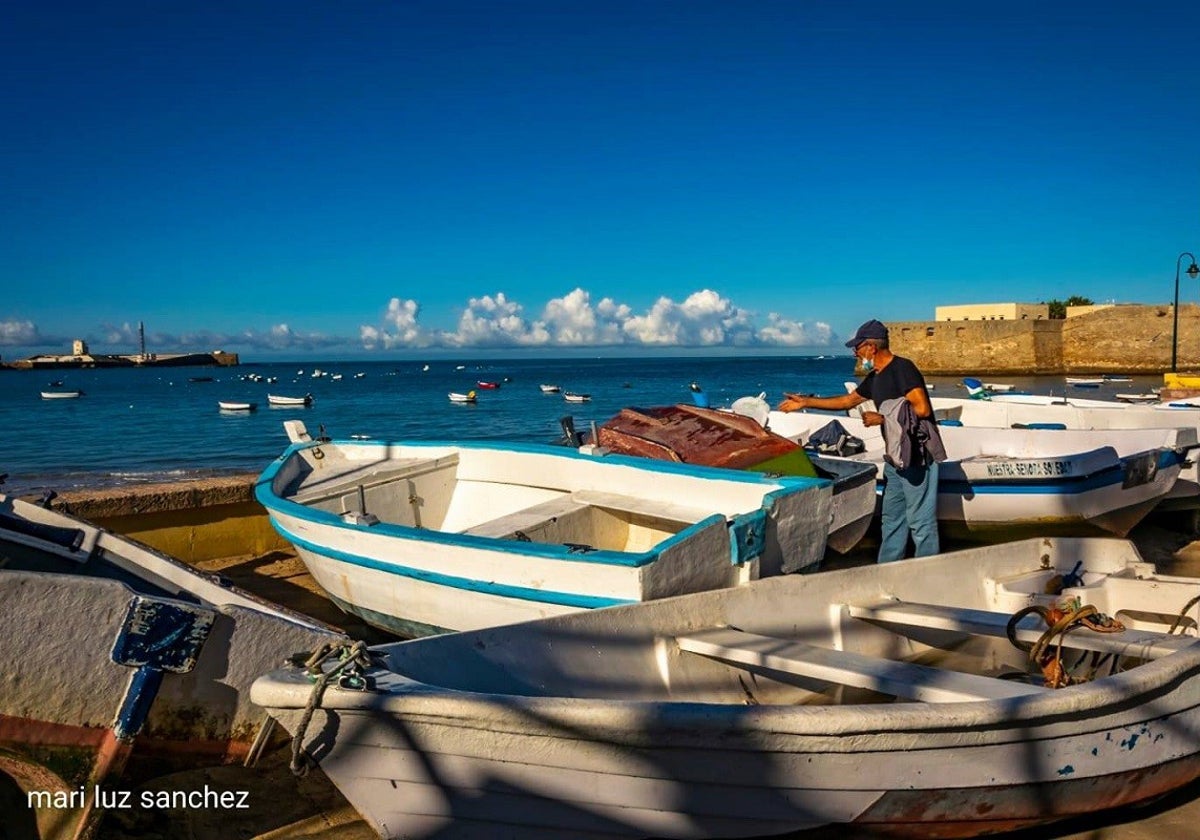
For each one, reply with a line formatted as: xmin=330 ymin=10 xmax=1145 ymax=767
xmin=1 ymin=324 xmax=239 ymax=370
xmin=889 ymin=302 xmax=1194 ymax=375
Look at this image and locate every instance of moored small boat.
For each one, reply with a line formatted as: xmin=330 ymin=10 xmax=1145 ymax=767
xmin=767 ymin=410 xmax=1197 ymax=540
xmin=564 ymin=392 xmax=591 ymax=403
xmin=218 ymin=400 xmax=257 ymax=411
xmin=40 ymin=390 xmax=83 ymax=399
xmin=476 ymin=380 xmax=500 ymax=389
xmin=448 ymin=391 xmax=477 ymax=403
xmin=267 ymin=393 xmax=314 ymax=407
xmin=253 ymin=536 xmax=1200 ymax=840
xmin=255 ymin=421 xmax=837 ymax=636
xmin=1114 ymin=393 xmax=1161 ymax=404
xmin=539 ymin=383 xmax=561 ymax=393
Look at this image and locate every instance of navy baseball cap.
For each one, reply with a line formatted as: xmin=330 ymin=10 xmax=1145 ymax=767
xmin=844 ymin=319 xmax=888 ymax=348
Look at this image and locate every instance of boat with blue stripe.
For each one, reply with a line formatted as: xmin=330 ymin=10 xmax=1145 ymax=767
xmin=256 ymin=421 xmax=837 ymax=636
xmin=766 ymin=410 xmax=1197 ymax=540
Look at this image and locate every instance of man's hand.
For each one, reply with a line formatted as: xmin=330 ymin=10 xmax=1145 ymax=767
xmin=861 ymin=410 xmax=883 ymax=427
xmin=777 ymin=392 xmax=809 ymax=413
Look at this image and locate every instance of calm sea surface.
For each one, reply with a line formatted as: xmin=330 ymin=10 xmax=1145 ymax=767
xmin=0 ymin=356 xmax=1165 ymax=497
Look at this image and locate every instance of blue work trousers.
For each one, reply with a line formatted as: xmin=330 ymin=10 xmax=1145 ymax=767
xmin=878 ymin=460 xmax=940 ymax=563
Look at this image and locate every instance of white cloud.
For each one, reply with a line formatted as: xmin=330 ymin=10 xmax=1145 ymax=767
xmin=347 ymin=287 xmax=839 ymax=351
xmin=0 ymin=319 xmax=43 ymax=346
xmin=441 ymin=293 xmax=550 ymax=347
xmin=756 ymin=313 xmax=834 ymax=346
xmin=621 ymin=289 xmax=758 ymax=346
xmin=360 ymin=297 xmax=435 ymax=349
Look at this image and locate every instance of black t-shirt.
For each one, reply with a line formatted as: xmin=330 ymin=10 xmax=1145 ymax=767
xmin=856 ymin=356 xmax=927 ymax=405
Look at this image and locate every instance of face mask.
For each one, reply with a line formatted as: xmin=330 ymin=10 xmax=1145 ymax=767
xmin=860 ymin=356 xmax=874 ymax=372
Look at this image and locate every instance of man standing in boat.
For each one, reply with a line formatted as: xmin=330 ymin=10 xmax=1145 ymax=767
xmin=777 ymin=319 xmax=946 ymax=562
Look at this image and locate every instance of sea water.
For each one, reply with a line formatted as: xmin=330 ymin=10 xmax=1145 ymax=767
xmin=0 ymin=356 xmax=1162 ymax=496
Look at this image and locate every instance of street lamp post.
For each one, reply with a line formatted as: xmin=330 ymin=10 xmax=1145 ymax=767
xmin=1172 ymin=252 xmax=1200 ymax=372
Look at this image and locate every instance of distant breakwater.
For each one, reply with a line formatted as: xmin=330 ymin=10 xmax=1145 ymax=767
xmin=2 ymin=350 xmax=239 ymax=370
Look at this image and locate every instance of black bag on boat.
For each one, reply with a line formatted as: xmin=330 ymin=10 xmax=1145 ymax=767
xmin=805 ymin=419 xmax=865 ymax=456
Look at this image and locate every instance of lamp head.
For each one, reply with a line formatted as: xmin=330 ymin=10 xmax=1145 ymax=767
xmin=1189 ymin=261 xmax=1199 ymax=280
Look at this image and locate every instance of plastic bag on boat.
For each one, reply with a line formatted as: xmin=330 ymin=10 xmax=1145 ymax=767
xmin=805 ymin=419 xmax=865 ymax=456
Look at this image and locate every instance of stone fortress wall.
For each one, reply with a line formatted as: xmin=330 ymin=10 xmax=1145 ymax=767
xmin=889 ymin=303 xmax=1197 ymax=375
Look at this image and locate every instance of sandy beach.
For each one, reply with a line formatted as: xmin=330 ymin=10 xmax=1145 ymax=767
xmin=75 ymin=510 xmax=1200 ymax=840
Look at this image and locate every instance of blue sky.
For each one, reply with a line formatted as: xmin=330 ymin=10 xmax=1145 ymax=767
xmin=3 ymin=1 xmax=1199 ymax=360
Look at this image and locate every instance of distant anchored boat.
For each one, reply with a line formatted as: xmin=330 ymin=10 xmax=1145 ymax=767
xmin=267 ymin=393 xmax=314 ymax=407
xmin=218 ymin=400 xmax=257 ymax=412
xmin=448 ymin=391 xmax=477 ymax=403
xmin=563 ymin=392 xmax=591 ymax=403
xmin=40 ymin=390 xmax=83 ymax=399
xmin=539 ymin=384 xmax=561 ymax=393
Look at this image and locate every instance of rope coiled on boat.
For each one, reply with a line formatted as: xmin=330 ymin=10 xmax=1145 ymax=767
xmin=1006 ymin=597 xmax=1125 ymax=688
xmin=288 ymin=640 xmax=375 ymax=777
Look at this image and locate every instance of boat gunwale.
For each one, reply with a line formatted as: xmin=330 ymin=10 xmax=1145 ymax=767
xmin=252 ymin=633 xmax=1200 ymax=744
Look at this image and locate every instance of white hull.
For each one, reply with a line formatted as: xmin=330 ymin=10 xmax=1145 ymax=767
xmin=767 ymin=410 xmax=1194 ymax=537
xmin=253 ymin=537 xmax=1200 ymax=839
xmin=257 ymin=438 xmax=834 ymax=635
xmin=267 ymin=393 xmax=313 ymax=406
xmin=40 ymin=390 xmax=82 ymax=399
xmin=933 ymin=395 xmax=1200 ymax=502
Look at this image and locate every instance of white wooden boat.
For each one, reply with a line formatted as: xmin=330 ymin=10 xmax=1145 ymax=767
xmin=218 ymin=400 xmax=256 ymax=411
xmin=1066 ymin=377 xmax=1105 ymax=386
xmin=448 ymin=391 xmax=477 ymax=403
xmin=253 ymin=536 xmax=1200 ymax=839
xmin=767 ymin=410 xmax=1195 ymax=540
xmin=1115 ymin=393 xmax=1161 ymax=404
xmin=539 ymin=383 xmax=561 ymax=393
xmin=564 ymin=392 xmax=591 ymax=403
xmin=255 ymin=421 xmax=837 ymax=636
xmin=0 ymin=491 xmax=341 ymax=837
xmin=981 ymin=382 xmax=1015 ymax=392
xmin=40 ymin=390 xmax=83 ymax=399
xmin=268 ymin=393 xmax=314 ymax=406
xmin=931 ymin=395 xmax=1200 ymax=504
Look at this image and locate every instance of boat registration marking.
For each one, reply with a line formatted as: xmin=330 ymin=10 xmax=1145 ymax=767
xmin=985 ymin=460 xmax=1074 ymax=478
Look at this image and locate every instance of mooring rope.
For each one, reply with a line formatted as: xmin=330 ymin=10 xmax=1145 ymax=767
xmin=1007 ymin=598 xmax=1125 ymax=688
xmin=289 ymin=640 xmax=374 ymax=777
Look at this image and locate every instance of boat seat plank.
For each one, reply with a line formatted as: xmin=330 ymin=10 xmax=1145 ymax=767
xmin=848 ymin=601 xmax=1195 ymax=660
xmin=570 ymin=490 xmax=718 ymax=524
xmin=460 ymin=495 xmax=589 ymax=539
xmin=676 ymin=627 xmax=1044 ymax=703
xmin=290 ymin=456 xmax=457 ymax=505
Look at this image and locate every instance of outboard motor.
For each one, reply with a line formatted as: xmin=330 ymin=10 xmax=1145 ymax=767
xmin=557 ymin=416 xmax=586 ymax=448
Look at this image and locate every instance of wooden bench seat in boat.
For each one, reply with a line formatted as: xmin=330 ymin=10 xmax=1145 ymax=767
xmin=289 ymin=455 xmax=459 ymax=506
xmin=848 ymin=600 xmax=1195 ymax=660
xmin=676 ymin=627 xmax=1045 ymax=703
xmin=459 ymin=495 xmax=589 ymax=539
xmin=568 ymin=490 xmax=718 ymax=524
xmin=461 ymin=490 xmax=720 ymax=540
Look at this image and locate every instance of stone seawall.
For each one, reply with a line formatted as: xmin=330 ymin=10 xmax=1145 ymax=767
xmin=890 ymin=303 xmax=1198 ymax=375
xmin=49 ymin=474 xmax=287 ymax=563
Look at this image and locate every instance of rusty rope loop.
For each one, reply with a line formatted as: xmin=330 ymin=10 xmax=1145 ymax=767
xmin=289 ymin=640 xmax=374 ymax=777
xmin=1007 ymin=600 xmax=1125 ymax=689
